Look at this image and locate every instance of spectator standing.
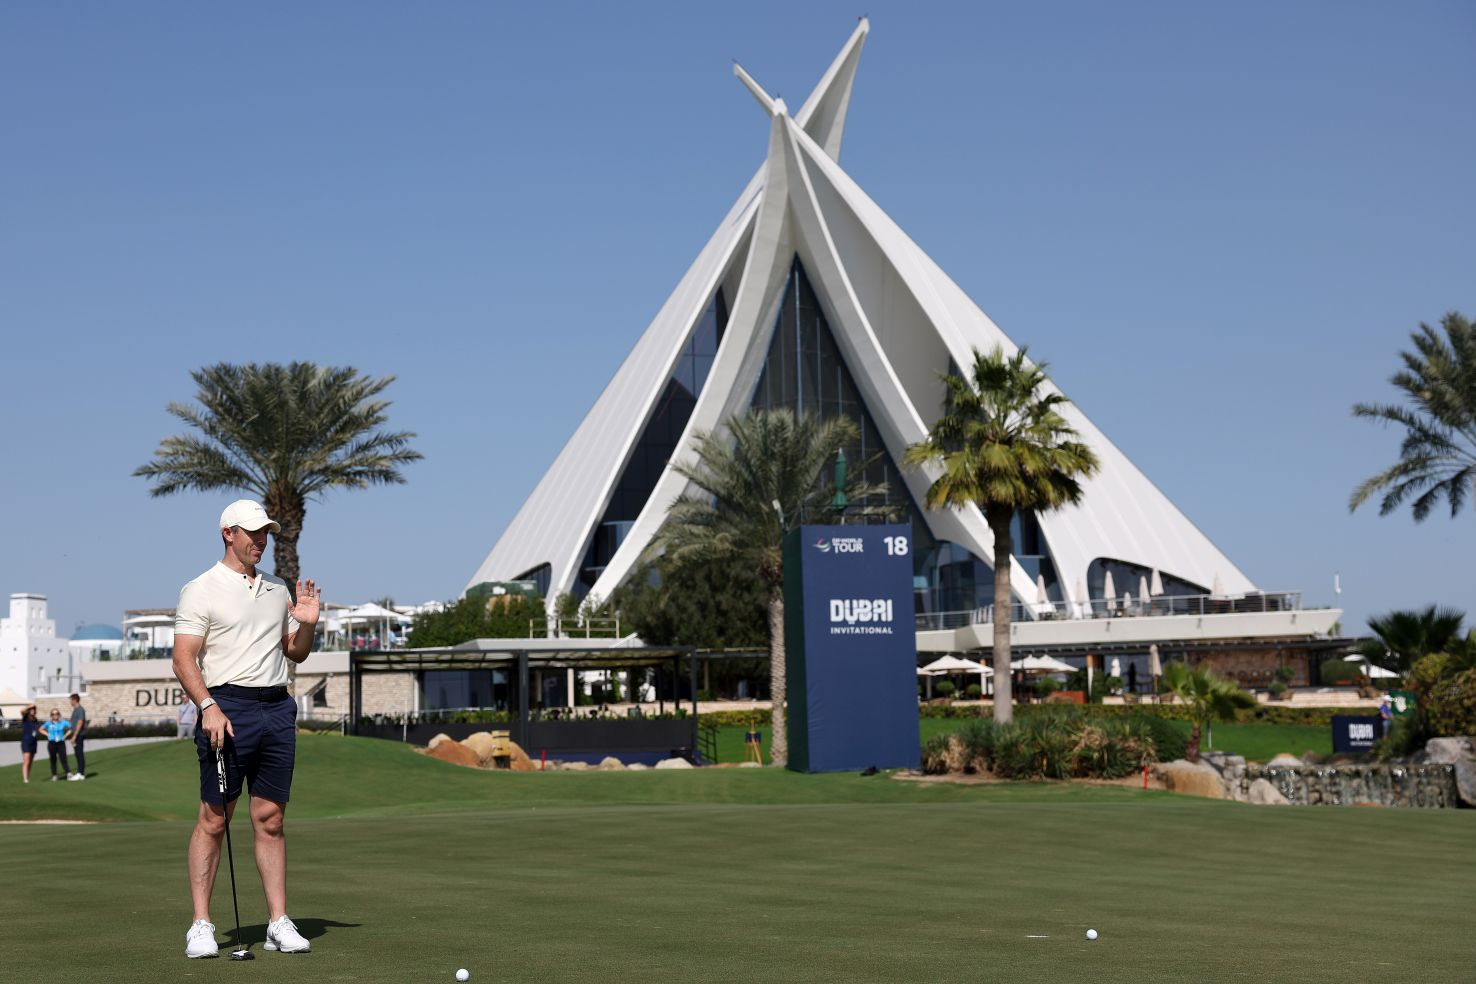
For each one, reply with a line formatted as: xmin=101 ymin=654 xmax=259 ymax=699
xmin=19 ymin=704 xmax=40 ymax=783
xmin=68 ymin=692 xmax=89 ymax=780
xmin=42 ymin=708 xmax=72 ymax=780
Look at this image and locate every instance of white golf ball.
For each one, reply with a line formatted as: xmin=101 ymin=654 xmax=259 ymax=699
xmin=456 ymin=971 xmax=470 ymax=982
xmin=1086 ymin=929 xmax=1098 ymax=941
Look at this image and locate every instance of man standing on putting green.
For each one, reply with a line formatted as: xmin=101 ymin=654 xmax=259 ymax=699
xmin=172 ymin=499 xmax=321 ymax=960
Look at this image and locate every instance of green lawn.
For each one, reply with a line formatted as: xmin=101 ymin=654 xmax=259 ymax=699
xmin=2 ymin=736 xmax=1470 ymax=983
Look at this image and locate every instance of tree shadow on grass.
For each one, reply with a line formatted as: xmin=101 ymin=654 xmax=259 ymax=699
xmin=230 ymin=917 xmax=362 ymax=949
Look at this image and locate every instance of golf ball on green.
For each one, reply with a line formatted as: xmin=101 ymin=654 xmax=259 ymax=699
xmin=1086 ymin=929 xmax=1098 ymax=940
xmin=456 ymin=971 xmax=470 ymax=982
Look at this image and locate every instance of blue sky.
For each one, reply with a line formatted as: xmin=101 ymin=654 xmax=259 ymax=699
xmin=2 ymin=2 xmax=1472 ymax=637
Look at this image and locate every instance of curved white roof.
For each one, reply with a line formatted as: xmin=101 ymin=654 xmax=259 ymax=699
xmin=467 ymin=20 xmax=1255 ymax=612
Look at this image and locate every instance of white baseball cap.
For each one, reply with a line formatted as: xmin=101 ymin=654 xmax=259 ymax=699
xmin=219 ymin=499 xmax=281 ymax=534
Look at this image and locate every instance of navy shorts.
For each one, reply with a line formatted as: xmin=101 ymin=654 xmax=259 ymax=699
xmin=196 ymin=686 xmax=297 ymax=805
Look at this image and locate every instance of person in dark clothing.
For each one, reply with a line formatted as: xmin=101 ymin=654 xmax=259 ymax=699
xmin=19 ymin=705 xmax=40 ymax=783
xmin=68 ymin=693 xmax=89 ymax=780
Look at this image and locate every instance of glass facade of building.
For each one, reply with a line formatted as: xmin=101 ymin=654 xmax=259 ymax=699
xmin=748 ymin=258 xmax=1055 ymax=616
xmin=577 ymin=289 xmax=730 ymax=591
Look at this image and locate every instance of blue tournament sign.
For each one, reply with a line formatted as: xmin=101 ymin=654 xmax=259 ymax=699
xmin=782 ymin=523 xmax=919 ymax=772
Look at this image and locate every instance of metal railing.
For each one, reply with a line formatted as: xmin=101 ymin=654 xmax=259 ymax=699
xmin=529 ymin=614 xmax=624 ymax=639
xmin=916 ymin=590 xmax=1311 ymax=631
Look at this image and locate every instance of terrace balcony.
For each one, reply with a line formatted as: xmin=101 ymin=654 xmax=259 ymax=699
xmin=916 ymin=590 xmax=1341 ymax=653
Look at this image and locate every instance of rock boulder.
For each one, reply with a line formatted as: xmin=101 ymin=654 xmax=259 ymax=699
xmin=426 ymin=740 xmax=481 ymax=769
xmin=1247 ymin=778 xmax=1289 ymax=806
xmin=655 ymin=757 xmax=694 ymax=770
xmin=507 ymin=740 xmax=537 ymax=772
xmin=1424 ymin=737 xmax=1475 ymax=764
xmin=1154 ymin=759 xmax=1228 ymax=800
xmin=598 ymin=756 xmax=625 ymax=771
xmin=461 ymin=731 xmax=501 ymax=763
xmin=427 ymin=733 xmax=453 ymax=751
xmin=1267 ymin=753 xmax=1303 ymax=768
xmin=1454 ymin=760 xmax=1476 ymax=808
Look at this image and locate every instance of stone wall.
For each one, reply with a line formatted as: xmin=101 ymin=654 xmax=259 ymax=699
xmin=1248 ymin=763 xmax=1460 ymax=808
xmin=1187 ymin=750 xmax=1464 ymax=808
xmin=294 ymin=672 xmax=351 ymax=720
xmin=74 ymin=681 xmax=186 ymax=724
xmin=1193 ymin=649 xmax=1309 ymax=689
xmin=358 ymin=672 xmax=416 ymax=716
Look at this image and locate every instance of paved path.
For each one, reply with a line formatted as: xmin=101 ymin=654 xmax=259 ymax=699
xmin=0 ymin=736 xmax=177 ymax=768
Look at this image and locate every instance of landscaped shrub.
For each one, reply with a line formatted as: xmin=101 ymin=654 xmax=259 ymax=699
xmin=934 ymin=680 xmax=957 ymax=698
xmin=1073 ymin=717 xmax=1156 ymax=778
xmin=964 ymin=683 xmax=982 ymax=699
xmin=953 ymin=718 xmax=997 ymax=771
xmin=0 ymin=720 xmax=177 ymax=741
xmin=1320 ymin=659 xmax=1364 ymax=685
xmin=921 ymin=733 xmax=955 ymax=774
xmin=1133 ymin=714 xmax=1187 ymax=763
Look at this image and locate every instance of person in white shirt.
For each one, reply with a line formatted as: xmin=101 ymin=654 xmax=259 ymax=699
xmin=171 ymin=499 xmax=322 ymax=959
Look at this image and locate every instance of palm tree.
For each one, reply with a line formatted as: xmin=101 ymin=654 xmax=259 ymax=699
xmin=903 ymin=346 xmax=1099 ymax=724
xmin=135 ymin=362 xmax=422 ymax=585
xmin=1159 ymin=662 xmax=1257 ymax=763
xmin=654 ymin=408 xmax=887 ymax=766
xmin=1350 ymin=311 xmax=1476 ymax=520
xmin=1355 ymin=605 xmax=1467 ymax=675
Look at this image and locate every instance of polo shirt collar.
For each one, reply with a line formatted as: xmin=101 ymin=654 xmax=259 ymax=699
xmin=214 ymin=561 xmax=277 ymax=598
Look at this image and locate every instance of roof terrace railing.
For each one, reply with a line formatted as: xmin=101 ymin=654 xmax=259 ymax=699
xmin=915 ymin=590 xmax=1312 ymax=632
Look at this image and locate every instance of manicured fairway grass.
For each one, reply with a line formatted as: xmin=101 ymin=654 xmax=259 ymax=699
xmin=2 ymin=737 xmax=1470 ymax=983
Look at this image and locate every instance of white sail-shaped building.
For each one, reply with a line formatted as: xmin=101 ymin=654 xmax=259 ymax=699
xmin=468 ymin=21 xmax=1338 ymax=660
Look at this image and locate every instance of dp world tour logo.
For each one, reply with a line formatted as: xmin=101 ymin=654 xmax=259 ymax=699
xmin=814 ymin=536 xmax=864 ymax=554
xmin=813 ymin=537 xmax=831 ymax=552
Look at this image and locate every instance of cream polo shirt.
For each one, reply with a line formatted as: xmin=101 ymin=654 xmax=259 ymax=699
xmin=175 ymin=562 xmax=301 ymax=688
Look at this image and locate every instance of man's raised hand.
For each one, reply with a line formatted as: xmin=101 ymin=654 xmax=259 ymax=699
xmin=291 ymin=579 xmax=322 ymax=625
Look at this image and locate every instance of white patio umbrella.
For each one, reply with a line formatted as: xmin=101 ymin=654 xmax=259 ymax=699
xmin=920 ymin=655 xmax=991 ymax=698
xmin=1103 ymin=571 xmax=1117 ymax=612
xmin=1211 ymin=573 xmax=1225 ymax=600
xmin=1150 ymin=568 xmax=1164 ymax=596
xmin=1138 ymin=575 xmax=1151 ymax=610
xmin=1122 ymin=592 xmax=1132 ymax=613
xmin=1344 ymin=655 xmax=1399 ymax=680
xmin=1012 ymin=655 xmax=1076 ymax=674
xmin=1075 ymin=577 xmax=1091 ymax=619
xmin=343 ymin=602 xmax=413 ymax=647
xmin=1035 ymin=573 xmax=1054 ymax=616
xmin=1148 ymin=644 xmax=1163 ymax=679
xmin=1110 ymin=657 xmax=1122 ymax=679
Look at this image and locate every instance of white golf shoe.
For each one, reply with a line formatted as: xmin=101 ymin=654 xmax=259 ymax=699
xmin=264 ymin=915 xmax=310 ymax=952
xmin=185 ymin=919 xmax=220 ymax=959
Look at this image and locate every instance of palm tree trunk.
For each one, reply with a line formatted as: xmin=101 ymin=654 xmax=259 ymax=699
xmin=768 ymin=590 xmax=788 ymax=767
xmin=1186 ymin=721 xmax=1202 ymax=763
xmin=266 ymin=491 xmax=305 ymax=694
xmin=987 ymin=508 xmax=1014 ymax=725
xmin=266 ymin=492 xmax=305 ymax=587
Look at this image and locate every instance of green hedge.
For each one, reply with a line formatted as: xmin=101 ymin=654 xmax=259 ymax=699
xmin=0 ymin=721 xmax=175 ymax=741
xmin=923 ymin=710 xmax=1161 ymax=780
xmin=703 ymin=703 xmax=1351 ymax=728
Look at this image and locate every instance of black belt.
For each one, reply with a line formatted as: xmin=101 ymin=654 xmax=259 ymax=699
xmin=211 ymin=684 xmax=289 ymax=702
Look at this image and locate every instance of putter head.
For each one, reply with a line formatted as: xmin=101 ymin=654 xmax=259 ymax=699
xmin=229 ymin=948 xmax=254 ymax=961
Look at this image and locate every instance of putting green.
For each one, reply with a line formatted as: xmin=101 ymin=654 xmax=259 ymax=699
xmin=1 ymin=737 xmax=1470 ymax=982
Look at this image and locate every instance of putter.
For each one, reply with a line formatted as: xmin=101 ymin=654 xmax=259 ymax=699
xmin=215 ymin=745 xmax=255 ymax=961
